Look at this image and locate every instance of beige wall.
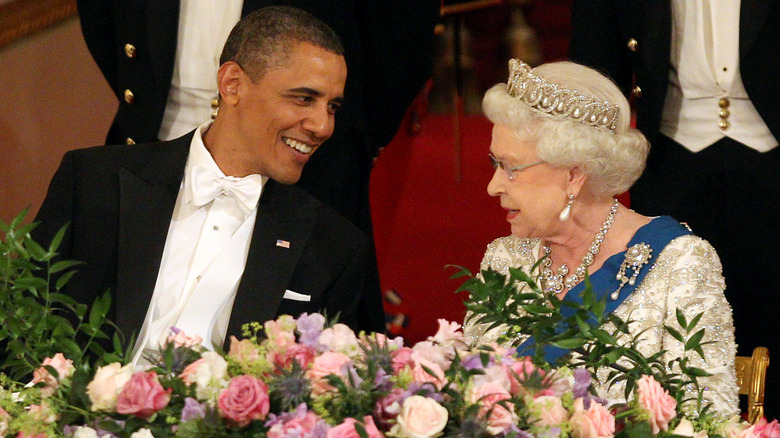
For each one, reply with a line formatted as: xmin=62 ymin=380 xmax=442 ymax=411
xmin=0 ymin=17 xmax=115 ymax=225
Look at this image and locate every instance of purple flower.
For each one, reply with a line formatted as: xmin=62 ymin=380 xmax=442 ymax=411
xmin=373 ymin=367 xmax=394 ymax=392
xmin=295 ymin=313 xmax=325 ymax=348
xmin=180 ymin=397 xmax=206 ymax=422
xmin=538 ymin=427 xmax=562 ymax=437
xmin=572 ymin=368 xmax=591 ymax=399
xmin=461 ymin=353 xmax=488 ymax=370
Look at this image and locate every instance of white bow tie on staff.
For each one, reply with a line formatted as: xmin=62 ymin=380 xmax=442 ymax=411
xmin=189 ymin=166 xmax=263 ymax=214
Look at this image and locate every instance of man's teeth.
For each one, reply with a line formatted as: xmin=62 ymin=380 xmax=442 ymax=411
xmin=284 ymin=138 xmax=314 ymax=154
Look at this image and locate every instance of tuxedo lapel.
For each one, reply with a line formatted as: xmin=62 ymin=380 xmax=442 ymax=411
xmin=226 ymin=181 xmax=317 ymax=338
xmin=114 ymin=135 xmax=190 ymax=338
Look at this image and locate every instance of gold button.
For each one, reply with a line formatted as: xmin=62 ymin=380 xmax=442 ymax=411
xmin=126 ymin=137 xmax=135 ymax=145
xmin=632 ymin=85 xmax=642 ymax=98
xmin=719 ymin=109 xmax=730 ymax=119
xmin=719 ymin=120 xmax=730 ymax=130
xmin=719 ymin=97 xmax=730 ymax=108
xmin=627 ymin=38 xmax=638 ymax=52
xmin=211 ymin=98 xmax=219 ymax=109
xmin=124 ymin=89 xmax=134 ymax=104
xmin=124 ymin=43 xmax=136 ymax=58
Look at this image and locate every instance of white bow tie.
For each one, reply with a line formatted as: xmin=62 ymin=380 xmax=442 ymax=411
xmin=189 ymin=166 xmax=262 ymax=214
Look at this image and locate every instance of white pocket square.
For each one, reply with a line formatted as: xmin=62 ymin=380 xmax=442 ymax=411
xmin=283 ymin=289 xmax=311 ymax=302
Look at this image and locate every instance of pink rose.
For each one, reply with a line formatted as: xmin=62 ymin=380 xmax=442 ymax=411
xmin=31 ymin=353 xmax=74 ymax=395
xmin=410 ymin=354 xmax=447 ymax=389
xmin=272 ymin=343 xmax=316 ymax=369
xmin=306 ymin=351 xmax=351 ymax=395
xmin=467 ymin=381 xmax=517 ymax=435
xmin=165 ymin=328 xmax=203 ymax=349
xmin=506 ymin=356 xmax=545 ymax=396
xmin=391 ymin=347 xmax=415 ymax=373
xmin=395 ymin=395 xmax=448 ymax=438
xmin=227 ymin=336 xmax=262 ymax=363
xmin=116 ymin=371 xmax=172 ymax=418
xmin=741 ymin=418 xmax=780 ymax=438
xmin=327 ymin=416 xmax=384 ymax=438
xmin=218 ymin=375 xmax=270 ymax=427
xmin=636 ymin=375 xmax=676 ymax=434
xmin=87 ymin=362 xmax=133 ymax=411
xmin=569 ymin=399 xmax=615 ymax=438
xmin=530 ymin=395 xmax=569 ymax=428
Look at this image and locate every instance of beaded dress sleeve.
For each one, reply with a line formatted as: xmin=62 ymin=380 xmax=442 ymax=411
xmin=596 ymin=235 xmax=739 ymax=416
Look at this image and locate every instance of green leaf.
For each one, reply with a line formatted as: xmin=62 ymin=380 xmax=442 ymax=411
xmin=49 ymin=259 xmax=83 ymax=274
xmin=685 ymin=329 xmax=706 ymax=351
xmin=551 ymin=338 xmax=588 ymax=349
xmin=665 ymin=325 xmax=685 ymax=344
xmin=676 ymin=307 xmax=688 ymax=331
xmin=48 ymin=222 xmax=70 ymax=253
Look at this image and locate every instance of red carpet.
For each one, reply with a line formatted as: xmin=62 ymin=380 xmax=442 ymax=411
xmin=370 ymin=113 xmax=508 ymax=343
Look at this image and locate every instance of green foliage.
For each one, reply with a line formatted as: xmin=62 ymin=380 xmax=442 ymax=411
xmin=456 ymin=264 xmax=712 ymax=413
xmin=0 ymin=209 xmax=122 ymax=379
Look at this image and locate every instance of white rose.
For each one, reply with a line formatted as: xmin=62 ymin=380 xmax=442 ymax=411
xmin=72 ymin=426 xmax=99 ymax=438
xmin=318 ymin=323 xmax=359 ymax=354
xmin=395 ymin=395 xmax=448 ymax=438
xmin=130 ymin=428 xmax=155 ymax=438
xmin=87 ymin=362 xmax=133 ymax=411
xmin=194 ymin=351 xmax=228 ymax=400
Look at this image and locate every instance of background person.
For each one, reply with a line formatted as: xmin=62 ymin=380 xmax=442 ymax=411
xmin=568 ymin=1 xmax=780 ymax=417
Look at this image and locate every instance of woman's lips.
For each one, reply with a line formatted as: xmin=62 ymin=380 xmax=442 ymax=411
xmin=506 ymin=209 xmax=519 ymax=220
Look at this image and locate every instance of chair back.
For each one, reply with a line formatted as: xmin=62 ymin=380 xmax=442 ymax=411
xmin=734 ymin=346 xmax=770 ymax=424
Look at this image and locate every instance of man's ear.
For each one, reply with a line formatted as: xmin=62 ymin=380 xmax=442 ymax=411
xmin=216 ymin=61 xmax=243 ymax=106
xmin=566 ymin=165 xmax=588 ymax=197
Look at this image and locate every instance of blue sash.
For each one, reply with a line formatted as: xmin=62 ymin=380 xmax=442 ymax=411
xmin=516 ymin=216 xmax=691 ymax=364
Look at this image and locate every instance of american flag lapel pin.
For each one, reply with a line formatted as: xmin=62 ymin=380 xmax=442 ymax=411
xmin=276 ymin=239 xmax=291 ymax=249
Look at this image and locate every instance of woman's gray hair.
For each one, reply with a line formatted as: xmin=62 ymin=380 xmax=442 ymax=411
xmin=482 ymin=61 xmax=649 ymax=198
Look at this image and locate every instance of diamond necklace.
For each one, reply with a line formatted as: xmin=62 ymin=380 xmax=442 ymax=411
xmin=540 ymin=198 xmax=619 ymax=295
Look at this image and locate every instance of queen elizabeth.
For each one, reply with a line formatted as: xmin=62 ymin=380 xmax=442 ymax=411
xmin=464 ymin=59 xmax=738 ymax=416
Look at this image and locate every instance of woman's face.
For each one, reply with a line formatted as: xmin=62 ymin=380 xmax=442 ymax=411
xmin=487 ymin=124 xmax=570 ymax=239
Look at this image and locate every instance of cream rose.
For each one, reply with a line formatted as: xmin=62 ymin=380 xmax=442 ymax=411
xmin=87 ymin=362 xmax=133 ymax=411
xmin=71 ymin=426 xmax=99 ymax=438
xmin=179 ymin=351 xmax=228 ymax=401
xmin=394 ymin=395 xmax=448 ymax=438
xmin=530 ymin=395 xmax=569 ymax=428
xmin=130 ymin=428 xmax=155 ymax=438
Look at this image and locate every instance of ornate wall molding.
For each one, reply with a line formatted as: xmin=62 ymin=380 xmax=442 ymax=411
xmin=0 ymin=0 xmax=78 ymax=49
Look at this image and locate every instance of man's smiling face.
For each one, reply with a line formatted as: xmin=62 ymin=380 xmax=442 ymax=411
xmin=230 ymin=42 xmax=347 ymax=184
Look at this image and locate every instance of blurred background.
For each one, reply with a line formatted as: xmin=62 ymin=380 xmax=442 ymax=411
xmin=0 ymin=0 xmax=572 ymax=343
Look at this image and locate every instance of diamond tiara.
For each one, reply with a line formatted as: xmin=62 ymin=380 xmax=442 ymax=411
xmin=506 ymin=59 xmax=620 ymax=132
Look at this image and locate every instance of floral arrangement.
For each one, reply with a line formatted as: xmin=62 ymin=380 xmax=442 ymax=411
xmin=2 ymin=315 xmax=779 ymax=438
xmin=2 ymin=213 xmax=778 ymax=437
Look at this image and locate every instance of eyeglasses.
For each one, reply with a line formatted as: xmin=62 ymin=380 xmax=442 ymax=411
xmin=489 ymin=154 xmax=546 ymax=180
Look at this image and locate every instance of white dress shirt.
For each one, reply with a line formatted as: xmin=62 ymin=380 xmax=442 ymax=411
xmin=660 ymin=0 xmax=778 ymax=152
xmin=133 ymin=121 xmax=266 ymax=365
xmin=157 ymin=0 xmax=243 ymax=141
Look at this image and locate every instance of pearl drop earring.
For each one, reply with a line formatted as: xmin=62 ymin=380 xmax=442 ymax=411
xmin=559 ymin=194 xmax=574 ymax=221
